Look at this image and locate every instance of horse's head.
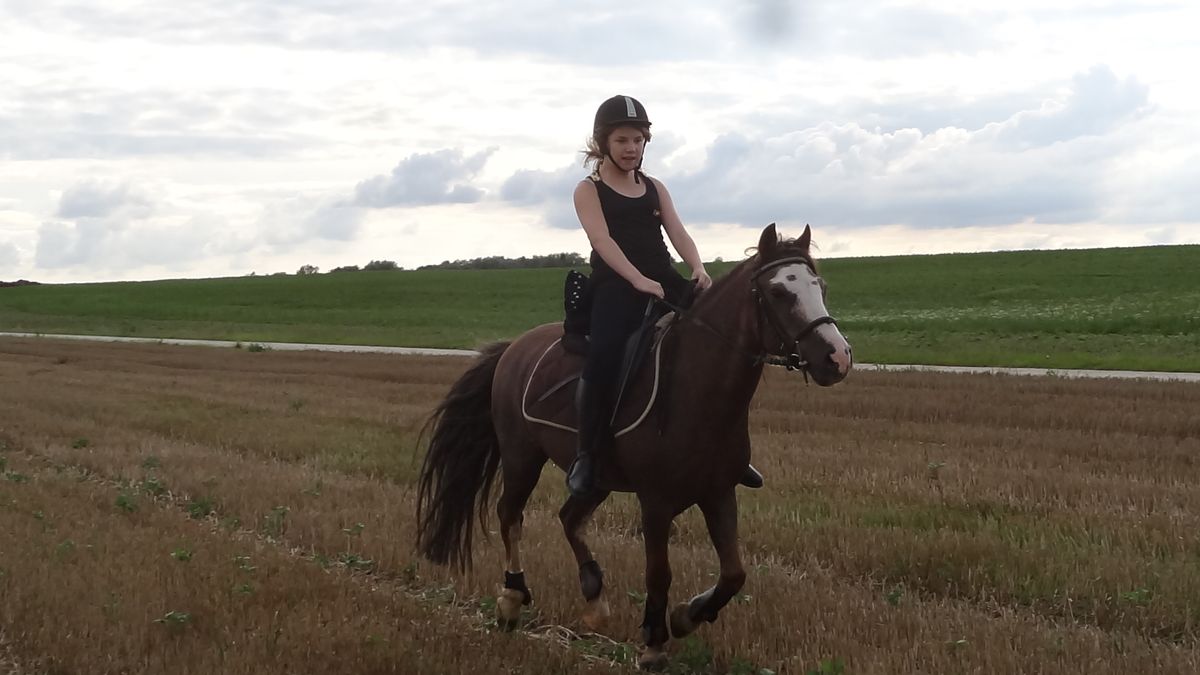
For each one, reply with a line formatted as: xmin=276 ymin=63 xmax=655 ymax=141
xmin=751 ymin=223 xmax=853 ymax=386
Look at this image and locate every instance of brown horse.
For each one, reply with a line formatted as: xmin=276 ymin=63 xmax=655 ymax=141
xmin=416 ymin=224 xmax=852 ymax=669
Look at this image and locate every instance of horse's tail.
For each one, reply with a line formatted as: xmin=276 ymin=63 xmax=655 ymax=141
xmin=415 ymin=341 xmax=511 ymax=571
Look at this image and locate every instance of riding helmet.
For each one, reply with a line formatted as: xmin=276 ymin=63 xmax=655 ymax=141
xmin=593 ymin=95 xmax=651 ymax=132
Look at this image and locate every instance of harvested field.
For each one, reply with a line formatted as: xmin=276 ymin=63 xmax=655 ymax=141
xmin=1 ymin=336 xmax=1198 ymax=674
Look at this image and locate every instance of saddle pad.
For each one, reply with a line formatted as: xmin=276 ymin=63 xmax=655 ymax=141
xmin=521 ymin=335 xmax=668 ymax=437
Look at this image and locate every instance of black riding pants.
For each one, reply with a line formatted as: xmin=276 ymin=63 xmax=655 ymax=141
xmin=582 ymin=280 xmax=648 ymax=391
xmin=582 ymin=273 xmax=690 ymax=391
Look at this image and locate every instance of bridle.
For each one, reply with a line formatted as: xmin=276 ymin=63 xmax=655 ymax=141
xmin=749 ymin=256 xmax=839 ymax=372
xmin=658 ymin=256 xmax=839 ymax=375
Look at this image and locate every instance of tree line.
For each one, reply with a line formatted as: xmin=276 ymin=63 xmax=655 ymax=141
xmin=293 ymin=253 xmax=587 ymax=275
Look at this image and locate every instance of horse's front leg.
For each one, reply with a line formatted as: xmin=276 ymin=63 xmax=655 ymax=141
xmin=638 ymin=501 xmax=675 ymax=671
xmin=669 ymin=488 xmax=746 ymax=638
xmin=558 ymin=489 xmax=612 ymax=632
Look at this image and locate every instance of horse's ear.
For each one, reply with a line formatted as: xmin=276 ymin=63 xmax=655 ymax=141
xmin=758 ymin=223 xmax=778 ymax=256
xmin=798 ymin=224 xmax=812 ymax=250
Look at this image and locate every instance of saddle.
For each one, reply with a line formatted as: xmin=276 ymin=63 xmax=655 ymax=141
xmin=521 ymin=271 xmax=693 ymax=435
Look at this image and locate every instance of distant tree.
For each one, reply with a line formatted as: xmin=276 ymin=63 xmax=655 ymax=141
xmin=296 ymin=264 xmax=320 ymax=275
xmin=329 ymin=265 xmax=361 ymax=273
xmin=363 ymin=260 xmax=400 ymax=271
xmin=270 ymin=271 xmax=288 ymax=276
xmin=417 ymin=252 xmax=587 ymax=270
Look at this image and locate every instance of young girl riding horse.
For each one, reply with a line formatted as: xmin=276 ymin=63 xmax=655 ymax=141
xmin=567 ymin=94 xmax=763 ymax=496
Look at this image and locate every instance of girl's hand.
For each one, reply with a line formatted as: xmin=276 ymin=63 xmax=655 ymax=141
xmin=632 ymin=276 xmax=665 ymax=299
xmin=691 ymin=268 xmax=713 ymax=290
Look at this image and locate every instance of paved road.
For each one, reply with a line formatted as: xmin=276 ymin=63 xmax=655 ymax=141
xmin=3 ymin=331 xmax=1198 ymax=383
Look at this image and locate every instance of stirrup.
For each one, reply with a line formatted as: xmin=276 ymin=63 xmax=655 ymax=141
xmin=567 ymin=455 xmax=596 ymax=497
xmin=739 ymin=463 xmax=764 ymax=489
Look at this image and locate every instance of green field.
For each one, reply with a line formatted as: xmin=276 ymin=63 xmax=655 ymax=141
xmin=2 ymin=244 xmax=1198 ymax=371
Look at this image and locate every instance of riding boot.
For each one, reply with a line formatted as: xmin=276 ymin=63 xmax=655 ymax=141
xmin=739 ymin=463 xmax=764 ymax=489
xmin=567 ymin=378 xmax=607 ymax=497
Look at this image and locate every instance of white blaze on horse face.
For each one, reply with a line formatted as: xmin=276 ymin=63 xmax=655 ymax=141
xmin=768 ymin=264 xmax=853 ymax=375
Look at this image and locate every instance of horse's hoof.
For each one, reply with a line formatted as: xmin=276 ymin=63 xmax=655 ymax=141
xmin=497 ymin=587 xmax=525 ymax=631
xmin=638 ymin=646 xmax=669 ymax=671
xmin=669 ymin=602 xmax=696 ymax=638
xmin=582 ymin=596 xmax=610 ymax=633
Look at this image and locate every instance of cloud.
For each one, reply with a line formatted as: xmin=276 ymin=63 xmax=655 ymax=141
xmin=257 ymin=196 xmax=366 ymax=249
xmin=983 ymin=66 xmax=1150 ymax=148
xmin=0 ymin=241 xmax=19 ymax=271
xmin=353 ymin=149 xmax=494 ymax=208
xmin=500 ymin=165 xmax=590 ymax=230
xmin=661 ymin=67 xmax=1151 ymax=230
xmin=0 ymin=82 xmax=321 ymax=161
xmin=4 ymin=1 xmax=1002 ymax=64
xmin=56 ymin=181 xmax=152 ymax=219
xmin=738 ymin=3 xmax=998 ymax=58
xmin=496 ymin=66 xmax=1159 ymax=234
xmin=34 ymin=217 xmax=216 ymax=271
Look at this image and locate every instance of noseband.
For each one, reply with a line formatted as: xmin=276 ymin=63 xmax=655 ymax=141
xmin=749 ymin=256 xmax=839 ymax=372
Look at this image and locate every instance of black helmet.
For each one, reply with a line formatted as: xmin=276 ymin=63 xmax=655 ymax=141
xmin=594 ymin=95 xmax=651 ymax=132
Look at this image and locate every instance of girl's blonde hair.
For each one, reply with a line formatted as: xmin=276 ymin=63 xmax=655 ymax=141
xmin=581 ymin=124 xmax=652 ymax=171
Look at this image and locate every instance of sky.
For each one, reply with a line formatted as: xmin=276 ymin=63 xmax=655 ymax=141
xmin=2 ymin=0 xmax=1198 ymax=283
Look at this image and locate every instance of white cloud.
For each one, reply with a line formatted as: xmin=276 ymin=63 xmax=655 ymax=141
xmin=33 ymin=218 xmax=210 ymax=270
xmin=353 ymin=149 xmax=494 ymax=208
xmin=661 ymin=66 xmax=1159 ymax=230
xmin=56 ymin=180 xmax=152 ymax=219
xmin=0 ymin=241 xmax=19 ymax=271
xmin=260 ymin=196 xmax=366 ymax=248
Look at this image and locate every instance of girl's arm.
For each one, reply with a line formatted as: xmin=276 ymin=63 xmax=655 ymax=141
xmin=574 ymin=181 xmax=665 ymax=298
xmin=653 ymin=178 xmax=712 ymax=289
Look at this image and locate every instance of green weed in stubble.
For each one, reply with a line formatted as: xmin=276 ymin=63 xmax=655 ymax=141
xmin=139 ymin=476 xmax=167 ymax=497
xmin=728 ymin=657 xmax=776 ymax=675
xmin=1121 ymin=588 xmax=1153 ymax=605
xmin=55 ymin=539 xmax=76 ymax=559
xmin=115 ymin=491 xmax=137 ymax=513
xmin=170 ymin=548 xmax=192 ymax=562
xmin=669 ymin=635 xmax=714 ymax=674
xmin=71 ymin=438 xmax=89 ymax=449
xmin=337 ymin=552 xmax=375 ymax=573
xmin=186 ymin=496 xmax=215 ymax=519
xmin=154 ymin=610 xmax=192 ymax=631
xmin=572 ymin=637 xmax=636 ymax=665
xmin=805 ymin=658 xmax=846 ymax=675
xmin=262 ymin=505 xmax=289 ymax=537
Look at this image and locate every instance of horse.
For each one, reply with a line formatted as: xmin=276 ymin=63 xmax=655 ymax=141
xmin=415 ymin=223 xmax=853 ymax=670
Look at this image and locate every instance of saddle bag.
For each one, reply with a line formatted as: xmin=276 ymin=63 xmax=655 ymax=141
xmin=562 ymin=269 xmax=592 ymax=354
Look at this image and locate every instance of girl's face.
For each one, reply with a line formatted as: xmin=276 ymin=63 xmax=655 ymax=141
xmin=606 ymin=126 xmax=647 ymax=172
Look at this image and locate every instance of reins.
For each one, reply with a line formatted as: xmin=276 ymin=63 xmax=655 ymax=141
xmin=655 ymin=256 xmax=838 ymax=379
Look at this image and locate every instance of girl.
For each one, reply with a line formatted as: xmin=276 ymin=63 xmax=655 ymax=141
xmin=566 ymin=95 xmax=763 ymax=496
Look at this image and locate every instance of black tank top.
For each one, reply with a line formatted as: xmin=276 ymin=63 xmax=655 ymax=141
xmin=588 ymin=174 xmax=675 ymax=286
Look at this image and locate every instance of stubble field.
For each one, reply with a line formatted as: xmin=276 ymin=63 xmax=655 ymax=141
xmin=1 ymin=336 xmax=1199 ymax=674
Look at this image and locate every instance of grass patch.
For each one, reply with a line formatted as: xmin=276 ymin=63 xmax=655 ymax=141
xmin=1 ymin=245 xmax=1198 ymax=370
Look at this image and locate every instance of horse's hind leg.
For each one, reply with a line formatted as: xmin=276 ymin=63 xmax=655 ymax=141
xmin=496 ymin=452 xmax=546 ymax=631
xmin=558 ymin=490 xmax=611 ymax=632
xmin=669 ymin=488 xmax=746 ymax=638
